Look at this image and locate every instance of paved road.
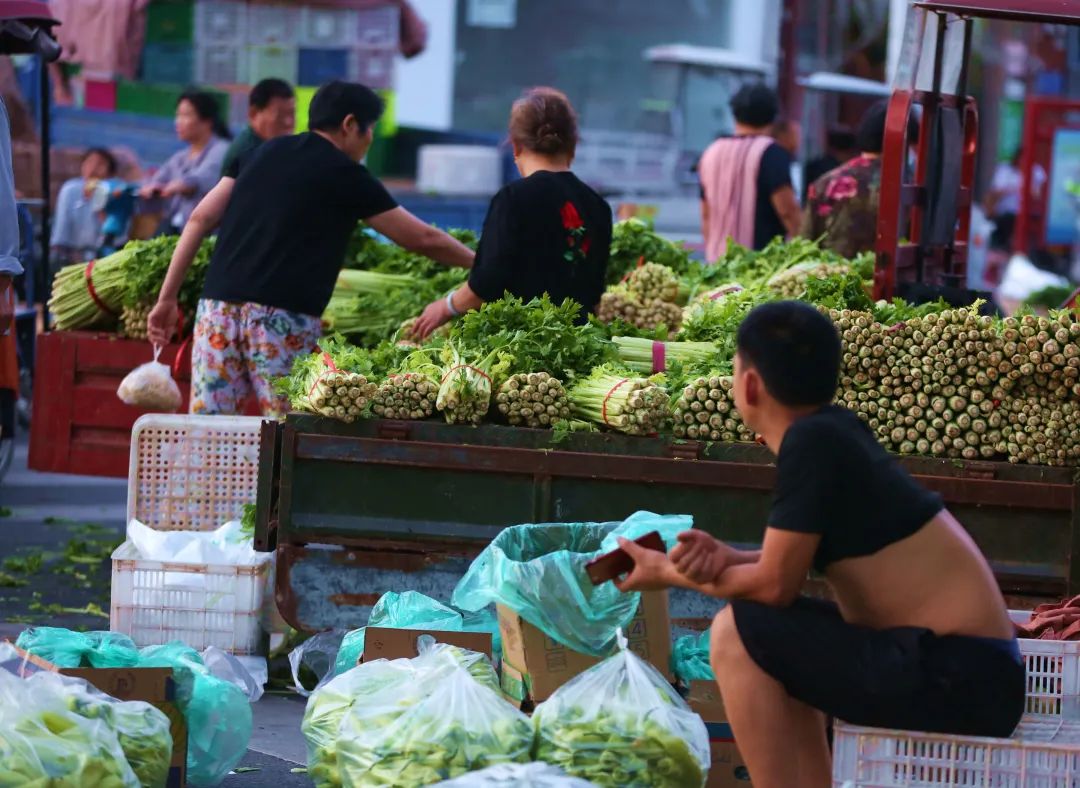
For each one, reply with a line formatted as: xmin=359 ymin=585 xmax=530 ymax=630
xmin=1 ymin=433 xmax=311 ymax=785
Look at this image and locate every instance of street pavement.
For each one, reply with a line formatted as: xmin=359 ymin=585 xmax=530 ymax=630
xmin=1 ymin=432 xmax=312 ymax=786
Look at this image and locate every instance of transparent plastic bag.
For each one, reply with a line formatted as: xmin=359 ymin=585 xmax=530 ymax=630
xmin=117 ymin=347 xmax=182 ymax=412
xmin=137 ymin=643 xmax=252 ymax=787
xmin=336 ymin=642 xmax=532 ymax=787
xmin=302 ymin=657 xmax=420 ymax=788
xmin=453 ymin=512 xmax=689 ymax=655
xmin=14 ymin=627 xmax=140 ymax=669
xmin=27 ymin=671 xmax=173 ymax=788
xmin=533 ymin=633 xmax=710 ymax=788
xmin=671 ymin=630 xmax=714 ymax=684
xmin=432 ymin=762 xmax=598 ymax=786
xmin=0 ymin=669 xmax=140 ymax=788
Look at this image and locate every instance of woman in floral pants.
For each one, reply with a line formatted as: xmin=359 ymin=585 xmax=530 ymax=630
xmin=189 ymin=299 xmax=321 ymax=418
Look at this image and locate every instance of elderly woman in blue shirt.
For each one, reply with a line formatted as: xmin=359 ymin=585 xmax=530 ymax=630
xmin=139 ymin=91 xmax=231 ymax=235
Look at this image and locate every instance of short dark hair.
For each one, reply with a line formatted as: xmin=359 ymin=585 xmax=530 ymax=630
xmin=857 ymin=101 xmax=920 ymax=154
xmin=249 ymin=78 xmax=294 ymax=110
xmin=736 ymin=301 xmax=841 ymax=407
xmin=84 ymin=147 xmax=117 ymax=176
xmin=730 ymin=83 xmax=779 ymax=128
xmin=308 ymin=81 xmax=383 ymax=133
xmin=178 ymin=89 xmax=232 ymax=140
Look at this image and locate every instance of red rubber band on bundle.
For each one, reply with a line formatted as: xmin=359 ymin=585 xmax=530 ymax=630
xmin=619 ymin=255 xmax=649 ymax=284
xmin=84 ymin=260 xmax=118 ymax=316
xmin=652 ymin=341 xmax=667 ymax=374
xmin=440 ymin=364 xmax=492 ymax=385
xmin=886 ymin=321 xmax=906 ymax=333
xmin=709 ymin=285 xmax=743 ymax=301
xmin=601 ymin=378 xmax=631 ymax=427
xmin=308 ymin=352 xmax=342 ymax=396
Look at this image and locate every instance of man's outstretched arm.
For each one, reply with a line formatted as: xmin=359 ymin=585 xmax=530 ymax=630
xmin=616 ymin=528 xmax=818 ymax=606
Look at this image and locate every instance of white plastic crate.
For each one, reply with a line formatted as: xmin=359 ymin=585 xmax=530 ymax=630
xmin=299 ymin=6 xmax=358 ymax=48
xmin=194 ymin=1 xmax=247 ymax=45
xmin=1011 ymin=609 xmax=1080 ymax=718
xmin=111 ymin=542 xmax=269 ymax=655
xmin=245 ymin=3 xmax=298 ymax=46
xmin=112 ymin=415 xmax=268 ymax=654
xmin=417 ymin=145 xmax=502 ymax=196
xmin=356 ymin=5 xmax=400 ymax=48
xmin=195 ymin=44 xmax=248 ymax=86
xmin=832 ymin=717 xmax=1080 ymax=786
xmin=247 ymin=44 xmax=298 ymax=85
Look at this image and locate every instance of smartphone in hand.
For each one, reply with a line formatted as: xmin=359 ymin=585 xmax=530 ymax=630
xmin=585 ymin=531 xmax=665 ymax=585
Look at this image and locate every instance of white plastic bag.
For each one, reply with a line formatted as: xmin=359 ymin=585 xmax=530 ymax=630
xmin=533 ymin=632 xmax=711 ymax=788
xmin=335 ymin=642 xmax=533 ymax=787
xmin=125 ymin=519 xmax=270 ymax=566
xmin=432 ymin=762 xmax=598 ymax=786
xmin=117 ymin=347 xmax=182 ymax=412
xmin=0 ymin=669 xmax=141 ymax=788
xmin=201 ymin=646 xmax=266 ymax=703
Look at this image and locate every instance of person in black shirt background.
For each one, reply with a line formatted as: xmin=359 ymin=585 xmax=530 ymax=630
xmin=612 ymin=301 xmax=1022 ymax=788
xmin=412 ymin=87 xmax=611 ymax=338
xmin=147 ymin=81 xmax=474 ymax=417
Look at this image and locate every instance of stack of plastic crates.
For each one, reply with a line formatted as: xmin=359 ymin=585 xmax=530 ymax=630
xmin=832 ymin=611 xmax=1080 ymax=785
xmin=110 ymin=415 xmax=268 ymax=656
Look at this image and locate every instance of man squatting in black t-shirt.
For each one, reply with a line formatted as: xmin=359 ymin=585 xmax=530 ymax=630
xmin=616 ymin=301 xmax=1024 ymax=788
xmin=147 ymin=82 xmax=475 ymax=417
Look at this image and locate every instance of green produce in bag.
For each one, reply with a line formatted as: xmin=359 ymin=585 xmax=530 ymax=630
xmin=137 ymin=643 xmax=251 ymax=787
xmin=533 ymin=633 xmax=710 ymax=788
xmin=27 ymin=672 xmax=172 ymax=788
xmin=671 ymin=630 xmax=714 ymax=684
xmin=304 ymin=640 xmax=503 ymax=788
xmin=0 ymin=669 xmax=140 ymax=788
xmin=336 ymin=642 xmax=533 ymax=787
xmin=333 ymin=591 xmax=500 ymax=677
xmin=452 ymin=511 xmax=689 ymax=655
xmin=431 ymin=762 xmax=599 ymax=786
xmin=16 ymin=627 xmax=140 ymax=668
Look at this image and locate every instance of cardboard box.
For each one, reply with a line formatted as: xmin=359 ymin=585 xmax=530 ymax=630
xmin=3 ymin=645 xmax=187 ymax=787
xmin=498 ymin=590 xmax=672 ymax=704
xmin=688 ymin=680 xmax=752 ymax=788
xmin=361 ymin=627 xmax=493 ymax=662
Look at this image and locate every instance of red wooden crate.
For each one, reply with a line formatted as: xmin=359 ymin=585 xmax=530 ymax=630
xmin=29 ymin=332 xmax=193 ymax=478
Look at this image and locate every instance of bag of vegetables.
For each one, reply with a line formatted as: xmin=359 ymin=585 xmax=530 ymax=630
xmin=16 ymin=627 xmax=140 ymax=669
xmin=335 ymin=644 xmax=533 ymax=787
xmin=452 ymin=511 xmax=689 ymax=656
xmin=533 ymin=633 xmax=711 ymax=788
xmin=25 ymin=671 xmax=173 ymax=788
xmin=0 ymin=669 xmax=140 ymax=788
xmin=432 ymin=762 xmax=598 ymax=786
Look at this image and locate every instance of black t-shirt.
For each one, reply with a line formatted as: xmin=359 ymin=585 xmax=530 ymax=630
xmin=803 ymin=153 xmax=841 ymax=202
xmin=753 ymin=142 xmax=793 ymax=250
xmin=203 ymin=133 xmax=398 ymax=317
xmin=468 ymin=171 xmax=612 ymax=316
xmin=769 ymin=405 xmax=943 ymax=573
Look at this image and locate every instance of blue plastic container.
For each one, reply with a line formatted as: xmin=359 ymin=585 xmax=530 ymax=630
xmin=298 ymin=48 xmax=350 ymax=86
xmin=141 ymin=43 xmax=194 ymax=85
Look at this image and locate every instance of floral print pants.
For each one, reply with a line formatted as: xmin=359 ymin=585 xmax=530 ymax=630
xmin=190 ymin=299 xmax=321 ymax=418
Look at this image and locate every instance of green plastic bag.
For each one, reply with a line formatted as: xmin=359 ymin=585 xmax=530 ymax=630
xmin=671 ymin=631 xmax=714 ymax=684
xmin=452 ymin=512 xmax=689 ymax=656
xmin=15 ymin=628 xmax=139 ymax=669
xmin=138 ymin=643 xmax=252 ymax=787
xmin=333 ymin=591 xmax=501 ymax=677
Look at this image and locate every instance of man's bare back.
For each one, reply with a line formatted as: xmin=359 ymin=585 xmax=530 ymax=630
xmin=827 ymin=511 xmax=1013 ymax=640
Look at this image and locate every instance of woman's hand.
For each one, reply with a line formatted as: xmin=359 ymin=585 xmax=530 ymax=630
xmin=138 ymin=184 xmax=161 ymax=200
xmin=669 ymin=530 xmax=734 ymax=585
xmin=147 ymin=298 xmax=179 ymax=347
xmin=613 ymin=537 xmax=678 ymax=592
xmin=411 ymin=297 xmax=453 ymax=341
xmin=160 ymin=180 xmax=192 ymax=198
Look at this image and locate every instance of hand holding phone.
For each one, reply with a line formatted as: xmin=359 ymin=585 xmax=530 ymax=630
xmin=585 ymin=531 xmax=666 ymax=586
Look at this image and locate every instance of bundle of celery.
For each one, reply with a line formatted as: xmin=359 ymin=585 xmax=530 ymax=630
xmin=121 ymin=235 xmax=216 ymax=338
xmin=49 ymin=246 xmax=137 ymax=330
xmin=672 ymin=374 xmax=755 ymax=442
xmin=496 ymin=372 xmax=571 ymax=428
xmin=437 ymin=343 xmax=512 ymax=426
xmin=284 ymin=337 xmax=378 ymax=422
xmin=613 ymin=336 xmax=720 ymax=374
xmin=597 ymin=287 xmax=683 ymax=332
xmin=568 ymin=366 xmax=669 ymax=435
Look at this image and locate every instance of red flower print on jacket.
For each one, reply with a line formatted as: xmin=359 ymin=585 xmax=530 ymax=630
xmin=560 ymin=201 xmax=589 ymax=264
xmin=560 ymin=201 xmax=584 ymax=230
xmin=825 ymin=175 xmax=858 ymax=202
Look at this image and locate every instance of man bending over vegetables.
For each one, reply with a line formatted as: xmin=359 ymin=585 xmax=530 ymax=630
xmin=616 ymin=301 xmax=1023 ymax=788
xmin=148 ymin=81 xmax=474 ymax=417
